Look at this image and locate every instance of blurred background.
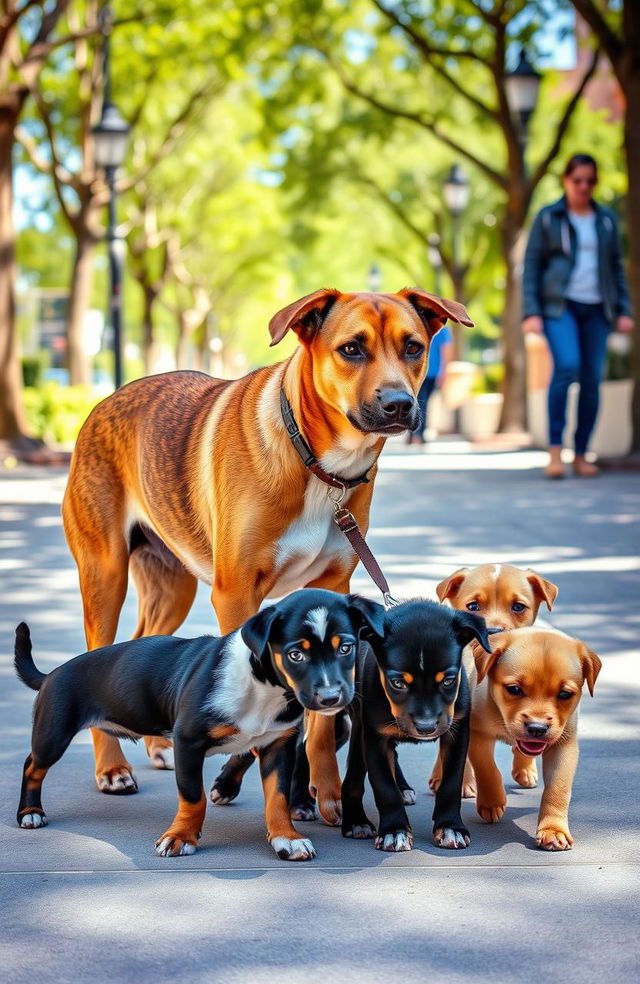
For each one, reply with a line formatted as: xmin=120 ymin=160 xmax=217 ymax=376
xmin=1 ymin=0 xmax=637 ymax=457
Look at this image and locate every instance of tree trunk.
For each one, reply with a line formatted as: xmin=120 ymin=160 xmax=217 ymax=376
xmin=141 ymin=284 xmax=161 ymax=375
xmin=67 ymin=233 xmax=95 ymax=386
xmin=623 ymin=72 xmax=640 ymax=452
xmin=0 ymin=99 xmax=37 ymax=446
xmin=497 ymin=216 xmax=527 ymax=433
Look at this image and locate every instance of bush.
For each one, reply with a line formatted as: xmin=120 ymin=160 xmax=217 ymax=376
xmin=21 ymin=353 xmax=48 ymax=388
xmin=22 ymin=383 xmax=104 ymax=445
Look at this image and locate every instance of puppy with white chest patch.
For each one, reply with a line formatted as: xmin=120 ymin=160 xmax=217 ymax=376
xmin=469 ymin=626 xmax=601 ymax=850
xmin=14 ymin=589 xmax=380 ymax=861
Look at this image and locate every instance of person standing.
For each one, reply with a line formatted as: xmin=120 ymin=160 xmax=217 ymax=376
xmin=522 ymin=154 xmax=634 ymax=478
xmin=408 ymin=323 xmax=453 ymax=444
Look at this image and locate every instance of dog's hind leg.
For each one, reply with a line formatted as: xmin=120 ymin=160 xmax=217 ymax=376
xmin=62 ymin=484 xmax=136 ymax=795
xmin=129 ymin=538 xmax=197 ymax=770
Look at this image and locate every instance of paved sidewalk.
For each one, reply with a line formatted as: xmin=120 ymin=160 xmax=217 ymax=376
xmin=0 ymin=442 xmax=638 ymax=984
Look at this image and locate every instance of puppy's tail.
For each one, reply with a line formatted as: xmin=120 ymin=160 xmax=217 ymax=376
xmin=14 ymin=623 xmax=46 ymax=691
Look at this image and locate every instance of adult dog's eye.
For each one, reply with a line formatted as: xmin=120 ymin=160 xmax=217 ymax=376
xmin=511 ymin=602 xmax=527 ymax=614
xmin=442 ymin=676 xmax=457 ymax=688
xmin=466 ymin=601 xmax=480 ymax=612
xmin=338 ymin=642 xmax=354 ymax=655
xmin=558 ymin=689 xmax=574 ymax=700
xmin=287 ymin=650 xmax=305 ymax=663
xmin=389 ymin=678 xmax=408 ymax=691
xmin=405 ymin=340 xmax=424 ymax=357
xmin=339 ymin=341 xmax=364 ymax=359
xmin=505 ymin=684 xmax=524 ymax=696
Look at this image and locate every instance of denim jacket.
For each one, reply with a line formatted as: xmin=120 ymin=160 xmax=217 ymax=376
xmin=522 ymin=195 xmax=632 ymax=324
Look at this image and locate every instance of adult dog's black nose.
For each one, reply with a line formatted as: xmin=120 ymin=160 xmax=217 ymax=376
xmin=525 ymin=722 xmax=549 ymax=738
xmin=378 ymin=389 xmax=415 ymax=422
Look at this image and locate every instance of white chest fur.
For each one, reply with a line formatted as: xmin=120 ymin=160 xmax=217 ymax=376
xmin=204 ymin=631 xmax=297 ymax=754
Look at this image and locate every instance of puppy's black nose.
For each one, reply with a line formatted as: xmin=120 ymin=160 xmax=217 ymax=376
xmin=525 ymin=722 xmax=549 ymax=738
xmin=316 ymin=689 xmax=342 ymax=708
xmin=378 ymin=389 xmax=415 ymax=421
xmin=413 ymin=716 xmax=439 ymax=735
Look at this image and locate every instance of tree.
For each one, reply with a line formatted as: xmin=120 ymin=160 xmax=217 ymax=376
xmin=569 ymin=0 xmax=640 ymax=453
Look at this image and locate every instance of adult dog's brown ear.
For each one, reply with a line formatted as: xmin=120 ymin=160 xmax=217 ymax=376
xmin=398 ymin=287 xmax=474 ymax=338
xmin=436 ymin=568 xmax=470 ymax=604
xmin=473 ymin=631 xmax=508 ymax=684
xmin=269 ymin=288 xmax=341 ymax=346
xmin=526 ymin=570 xmax=559 ymax=612
xmin=577 ymin=641 xmax=602 ymax=696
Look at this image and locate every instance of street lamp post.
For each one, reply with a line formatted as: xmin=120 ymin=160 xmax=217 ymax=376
xmin=504 ymin=49 xmax=542 ymax=165
xmin=91 ymin=6 xmax=130 ymax=389
xmin=368 ymin=262 xmax=382 ymax=293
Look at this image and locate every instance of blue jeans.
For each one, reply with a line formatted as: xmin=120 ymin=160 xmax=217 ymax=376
xmin=412 ymin=376 xmax=437 ymax=436
xmin=543 ymin=300 xmax=610 ymax=454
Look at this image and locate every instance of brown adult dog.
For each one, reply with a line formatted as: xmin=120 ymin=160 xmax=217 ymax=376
xmin=430 ymin=564 xmax=558 ymax=796
xmin=62 ymin=287 xmax=472 ymax=808
xmin=469 ymin=627 xmax=601 ymax=850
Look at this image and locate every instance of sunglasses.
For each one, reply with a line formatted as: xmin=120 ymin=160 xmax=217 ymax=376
xmin=569 ymin=177 xmax=597 ymax=186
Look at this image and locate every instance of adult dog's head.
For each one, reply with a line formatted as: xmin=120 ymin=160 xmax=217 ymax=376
xmin=241 ymin=588 xmax=384 ymax=715
xmin=269 ymin=289 xmax=472 ymax=439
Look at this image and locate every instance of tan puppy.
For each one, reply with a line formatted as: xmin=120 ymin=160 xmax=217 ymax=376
xmin=431 ymin=564 xmax=558 ymax=795
xmin=469 ymin=627 xmax=601 ymax=850
xmin=61 ymin=287 xmax=472 ymax=810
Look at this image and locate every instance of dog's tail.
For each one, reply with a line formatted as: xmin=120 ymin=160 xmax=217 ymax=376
xmin=14 ymin=623 xmax=46 ymax=691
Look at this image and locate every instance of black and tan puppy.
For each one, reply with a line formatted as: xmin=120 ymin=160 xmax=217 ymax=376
xmin=14 ymin=589 xmax=380 ymax=862
xmin=341 ymin=600 xmax=491 ymax=852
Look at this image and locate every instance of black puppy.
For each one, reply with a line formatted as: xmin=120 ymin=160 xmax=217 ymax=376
xmin=341 ymin=599 xmax=491 ymax=852
xmin=15 ymin=588 xmax=380 ymax=861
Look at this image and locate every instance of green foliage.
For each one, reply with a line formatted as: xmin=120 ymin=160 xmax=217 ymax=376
xmin=21 ymin=353 xmax=49 ymax=388
xmin=22 ymin=383 xmax=103 ymax=445
xmin=472 ymin=363 xmax=505 ymax=395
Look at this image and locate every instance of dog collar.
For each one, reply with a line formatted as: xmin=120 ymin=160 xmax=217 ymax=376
xmin=279 ymin=387 xmax=371 ymax=490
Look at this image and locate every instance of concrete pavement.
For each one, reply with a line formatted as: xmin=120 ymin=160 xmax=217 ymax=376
xmin=0 ymin=441 xmax=638 ymax=983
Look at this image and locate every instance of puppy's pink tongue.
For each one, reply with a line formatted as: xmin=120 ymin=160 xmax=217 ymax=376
xmin=517 ymin=740 xmax=547 ymax=756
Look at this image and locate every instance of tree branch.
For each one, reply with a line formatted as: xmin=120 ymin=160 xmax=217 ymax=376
xmin=569 ymin=0 xmax=622 ymax=68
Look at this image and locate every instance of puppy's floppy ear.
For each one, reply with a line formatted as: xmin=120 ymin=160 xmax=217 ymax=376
xmin=452 ymin=610 xmax=492 ymax=655
xmin=473 ymin=631 xmax=507 ymax=684
xmin=436 ymin=568 xmax=470 ymax=604
xmin=347 ymin=594 xmax=386 ymax=641
xmin=241 ymin=606 xmax=280 ymax=659
xmin=268 ymin=288 xmax=341 ymax=346
xmin=577 ymin=640 xmax=602 ymax=697
xmin=525 ymin=570 xmax=559 ymax=612
xmin=398 ymin=287 xmax=474 ymax=339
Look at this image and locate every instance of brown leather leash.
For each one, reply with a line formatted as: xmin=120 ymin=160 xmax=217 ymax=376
xmin=281 ymin=387 xmax=398 ymax=609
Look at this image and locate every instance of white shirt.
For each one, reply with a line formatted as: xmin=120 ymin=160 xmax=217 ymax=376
xmin=565 ymin=211 xmax=602 ymax=304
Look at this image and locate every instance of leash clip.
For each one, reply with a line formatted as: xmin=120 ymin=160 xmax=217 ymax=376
xmin=327 ymin=481 xmax=347 ymax=509
xmin=383 ymin=592 xmax=400 ymax=610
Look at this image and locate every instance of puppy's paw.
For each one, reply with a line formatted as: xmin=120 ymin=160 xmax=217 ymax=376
xmin=428 ymin=773 xmax=442 ymax=795
xmin=536 ymin=826 xmax=573 ymax=851
xmin=150 ymin=747 xmax=174 ymax=770
xmin=433 ymin=826 xmax=470 ymax=849
xmin=401 ymin=786 xmax=416 ymax=806
xmin=375 ymin=830 xmax=413 ymax=852
xmin=342 ymin=821 xmax=376 ymax=839
xmin=18 ymin=810 xmax=48 ymax=829
xmin=270 ymin=836 xmax=316 ymax=861
xmin=155 ymin=835 xmax=197 ymax=857
xmin=209 ymin=780 xmax=240 ymax=806
xmin=477 ymin=801 xmax=506 ymax=823
xmin=96 ymin=766 xmax=138 ymax=795
xmin=461 ymin=780 xmax=477 ymax=799
xmin=290 ymin=804 xmax=317 ymax=822
xmin=512 ymin=765 xmax=538 ymax=788
xmin=310 ymin=786 xmax=342 ymax=826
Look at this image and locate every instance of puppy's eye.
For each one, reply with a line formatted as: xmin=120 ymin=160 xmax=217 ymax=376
xmin=338 ymin=642 xmax=354 ymax=655
xmin=511 ymin=602 xmax=527 ymax=614
xmin=466 ymin=601 xmax=480 ymax=612
xmin=558 ymin=689 xmax=574 ymax=700
xmin=389 ymin=678 xmax=408 ymax=692
xmin=287 ymin=650 xmax=305 ymax=663
xmin=339 ymin=341 xmax=364 ymax=359
xmin=505 ymin=684 xmax=524 ymax=696
xmin=441 ymin=676 xmax=457 ymax=688
xmin=405 ymin=340 xmax=424 ymax=357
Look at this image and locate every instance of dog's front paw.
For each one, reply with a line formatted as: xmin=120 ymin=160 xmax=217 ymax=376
xmin=290 ymin=803 xmax=317 ymax=821
xmin=400 ymin=786 xmax=416 ymax=806
xmin=462 ymin=779 xmax=477 ymax=798
xmin=96 ymin=765 xmax=138 ymax=795
xmin=536 ymin=826 xmax=573 ymax=851
xmin=310 ymin=785 xmax=342 ymax=826
xmin=155 ymin=834 xmax=197 ymax=857
xmin=433 ymin=826 xmax=470 ymax=849
xmin=428 ymin=772 xmax=441 ymax=794
xmin=513 ymin=765 xmax=538 ymax=788
xmin=270 ymin=836 xmax=316 ymax=861
xmin=342 ymin=820 xmax=376 ymax=839
xmin=210 ymin=778 xmax=241 ymax=806
xmin=477 ymin=800 xmax=506 ymax=823
xmin=18 ymin=810 xmax=48 ymax=829
xmin=375 ymin=830 xmax=413 ymax=852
